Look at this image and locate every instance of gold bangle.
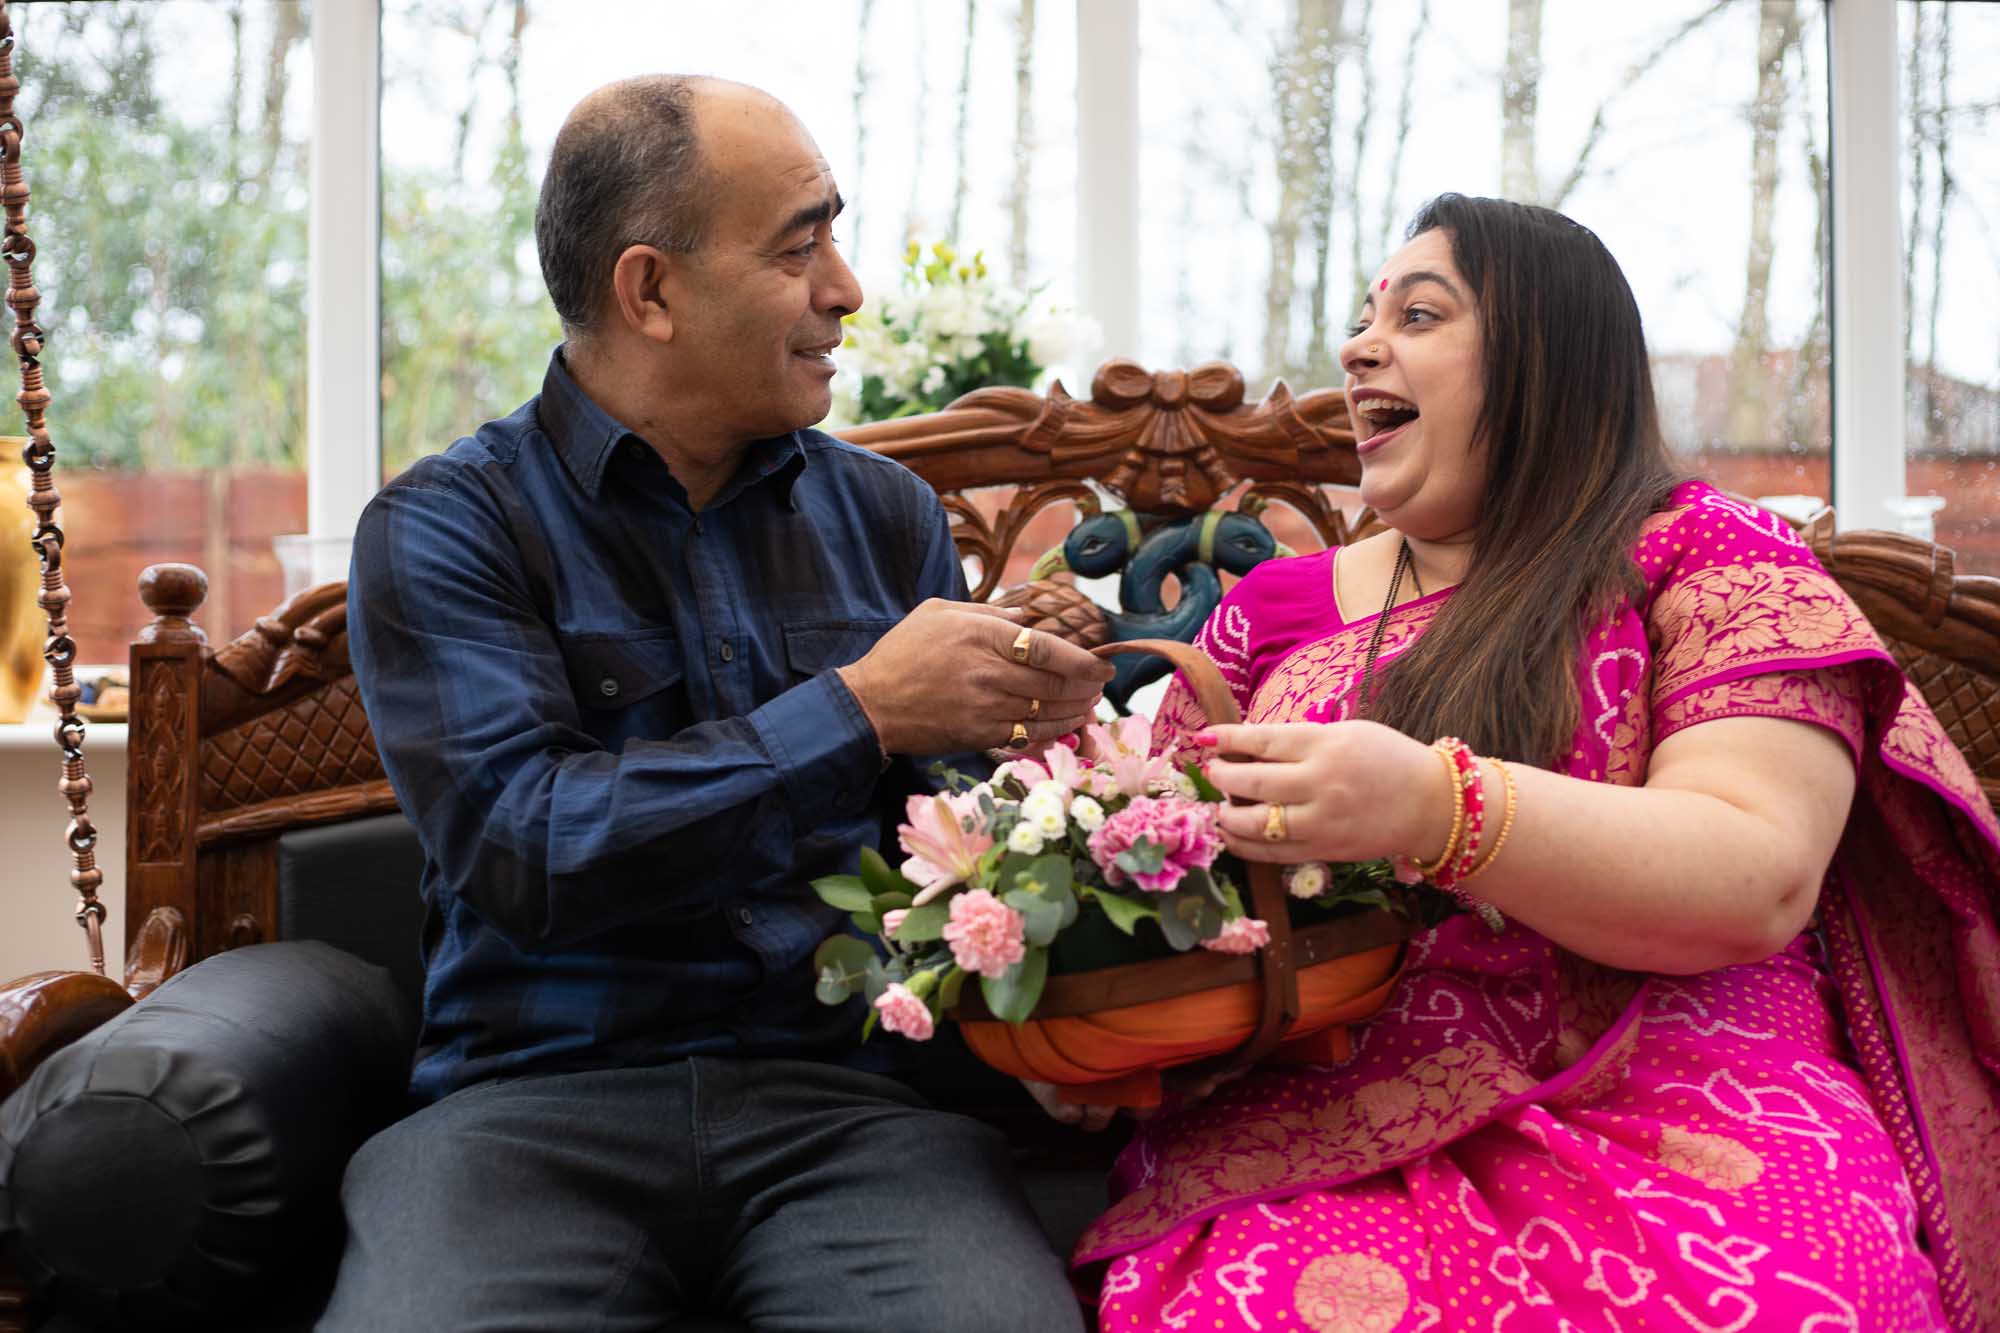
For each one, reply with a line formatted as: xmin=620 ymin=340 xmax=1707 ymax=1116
xmin=1408 ymin=741 xmax=1467 ymax=878
xmin=1458 ymin=760 xmax=1517 ymax=884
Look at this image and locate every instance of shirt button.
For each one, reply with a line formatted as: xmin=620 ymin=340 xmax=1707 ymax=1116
xmin=719 ymin=640 xmax=734 ymax=663
xmin=598 ymin=677 xmax=620 ymax=698
xmin=737 ymin=907 xmax=754 ymax=927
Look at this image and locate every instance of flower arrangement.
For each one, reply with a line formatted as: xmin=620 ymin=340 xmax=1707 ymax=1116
xmin=809 ymin=714 xmax=1417 ymax=1042
xmin=832 ymin=240 xmax=1091 ymax=423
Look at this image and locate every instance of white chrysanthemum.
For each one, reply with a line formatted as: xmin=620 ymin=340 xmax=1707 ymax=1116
xmin=1283 ymin=862 xmax=1331 ymax=899
xmin=1069 ymin=794 xmax=1105 ymax=833
xmin=1019 ymin=787 xmax=1068 ymax=839
xmin=1006 ymin=822 xmax=1046 ymax=855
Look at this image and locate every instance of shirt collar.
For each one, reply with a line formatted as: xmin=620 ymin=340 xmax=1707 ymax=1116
xmin=537 ymin=347 xmax=807 ymax=510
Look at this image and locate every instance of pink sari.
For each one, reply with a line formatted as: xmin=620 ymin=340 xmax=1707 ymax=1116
xmin=1082 ymin=480 xmax=2000 ymax=1332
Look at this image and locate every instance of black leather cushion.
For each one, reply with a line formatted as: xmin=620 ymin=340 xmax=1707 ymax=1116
xmin=0 ymin=942 xmax=415 ymax=1330
xmin=277 ymin=813 xmax=428 ymax=1018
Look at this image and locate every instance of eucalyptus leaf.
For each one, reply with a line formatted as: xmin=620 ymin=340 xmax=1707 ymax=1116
xmin=862 ymin=956 xmax=891 ymax=1005
xmin=892 ymin=901 xmax=950 ymax=943
xmin=980 ymin=947 xmax=1050 ymax=1024
xmin=1027 ymin=855 xmax=1073 ymax=897
xmin=813 ymin=935 xmax=876 ymax=976
xmin=1004 ymin=889 xmax=1064 ymax=948
xmin=815 ymin=967 xmax=855 ymax=1006
xmin=997 ymin=850 xmax=1036 ymax=893
xmin=812 ymin=875 xmax=874 ymax=913
xmin=1093 ymin=889 xmax=1159 ymax=936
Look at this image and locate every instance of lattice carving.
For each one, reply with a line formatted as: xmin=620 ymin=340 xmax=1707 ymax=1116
xmin=1888 ymin=642 xmax=2000 ymax=803
xmin=133 ymin=661 xmax=188 ymax=863
xmin=199 ymin=675 xmax=384 ymax=813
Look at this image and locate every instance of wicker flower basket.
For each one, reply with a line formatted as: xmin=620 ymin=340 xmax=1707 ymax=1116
xmin=949 ymin=638 xmax=1409 ymax=1107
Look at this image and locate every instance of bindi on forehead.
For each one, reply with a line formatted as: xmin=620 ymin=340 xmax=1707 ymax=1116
xmin=1379 ymin=278 xmax=1388 ymax=292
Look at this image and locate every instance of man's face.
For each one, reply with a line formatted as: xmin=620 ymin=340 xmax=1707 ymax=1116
xmin=662 ymin=94 xmax=863 ymax=441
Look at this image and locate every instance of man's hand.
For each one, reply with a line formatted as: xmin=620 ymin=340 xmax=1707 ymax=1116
xmin=838 ymin=601 xmax=1114 ymax=755
xmin=1020 ymin=1080 xmax=1118 ymax=1132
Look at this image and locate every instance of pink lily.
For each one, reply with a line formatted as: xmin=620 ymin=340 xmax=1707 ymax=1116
xmin=1085 ymin=714 xmax=1173 ymax=798
xmin=991 ymin=756 xmax=1053 ymax=790
xmin=899 ymin=792 xmax=994 ymax=904
xmin=1040 ymin=741 xmax=1087 ymax=792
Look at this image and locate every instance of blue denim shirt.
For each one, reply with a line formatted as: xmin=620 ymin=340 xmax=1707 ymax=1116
xmin=348 ymin=351 xmax=965 ymax=1103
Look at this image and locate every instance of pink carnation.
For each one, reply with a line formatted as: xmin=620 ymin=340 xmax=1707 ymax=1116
xmin=1201 ymin=916 xmax=1271 ymax=955
xmin=1087 ymin=795 xmax=1225 ymax=893
xmin=941 ymin=888 xmax=1028 ymax=978
xmin=874 ymin=982 xmax=936 ymax=1040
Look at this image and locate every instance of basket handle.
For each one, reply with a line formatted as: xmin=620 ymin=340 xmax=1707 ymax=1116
xmin=1089 ymin=639 xmax=1301 ymax=1076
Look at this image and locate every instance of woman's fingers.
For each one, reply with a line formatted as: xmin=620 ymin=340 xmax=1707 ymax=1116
xmin=1020 ymin=1078 xmax=1118 ymax=1130
xmin=1202 ymin=758 xmax=1301 ymax=803
xmin=1192 ymin=723 xmax=1315 ymax=760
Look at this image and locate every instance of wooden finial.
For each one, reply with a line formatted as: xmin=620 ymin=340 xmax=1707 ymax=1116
xmin=137 ymin=563 xmax=208 ymax=645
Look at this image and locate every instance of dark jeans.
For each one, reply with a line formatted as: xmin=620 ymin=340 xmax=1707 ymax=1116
xmin=314 ymin=1057 xmax=1086 ymax=1333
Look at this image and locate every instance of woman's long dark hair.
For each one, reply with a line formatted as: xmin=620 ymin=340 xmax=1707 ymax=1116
xmin=1366 ymin=194 xmax=1683 ymax=766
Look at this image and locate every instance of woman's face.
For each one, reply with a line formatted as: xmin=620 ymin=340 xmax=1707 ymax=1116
xmin=1338 ymin=229 xmax=1489 ymax=541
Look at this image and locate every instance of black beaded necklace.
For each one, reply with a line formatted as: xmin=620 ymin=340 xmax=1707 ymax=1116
xmin=1354 ymin=539 xmax=1421 ymax=718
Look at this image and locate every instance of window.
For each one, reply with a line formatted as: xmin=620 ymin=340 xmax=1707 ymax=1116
xmin=1139 ymin=0 xmax=1833 ymax=514
xmin=16 ymin=0 xmax=311 ymax=663
xmin=378 ymin=0 xmax=1079 ymax=477
xmin=1901 ymin=0 xmax=1999 ymax=574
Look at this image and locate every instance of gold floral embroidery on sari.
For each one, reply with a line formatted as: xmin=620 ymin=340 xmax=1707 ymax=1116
xmin=1247 ymin=598 xmax=1448 ymax=726
xmin=1647 ymin=561 xmax=1882 ymax=705
xmin=1293 ymin=1252 xmax=1411 ymax=1332
xmin=1653 ymin=666 xmax=1869 ymax=753
xmin=1652 ymin=1126 xmax=1765 ymax=1191
xmin=1076 ymin=1038 xmax=1534 ymax=1254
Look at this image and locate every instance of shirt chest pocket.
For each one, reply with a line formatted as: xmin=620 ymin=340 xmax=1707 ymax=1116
xmin=781 ymin=619 xmax=899 ymax=684
xmin=560 ymin=630 xmax=686 ymax=735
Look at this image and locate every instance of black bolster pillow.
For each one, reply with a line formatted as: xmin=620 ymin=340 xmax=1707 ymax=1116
xmin=0 ymin=942 xmax=415 ymax=1329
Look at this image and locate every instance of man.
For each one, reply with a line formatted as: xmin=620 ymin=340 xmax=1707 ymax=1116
xmin=326 ymin=76 xmax=1110 ymax=1331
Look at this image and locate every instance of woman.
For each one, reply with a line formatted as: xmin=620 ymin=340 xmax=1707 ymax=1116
xmin=1078 ymin=195 xmax=2000 ymax=1331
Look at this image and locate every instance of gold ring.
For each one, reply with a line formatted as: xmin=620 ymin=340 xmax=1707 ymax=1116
xmin=1028 ymin=698 xmax=1042 ymax=720
xmin=1011 ymin=626 xmax=1034 ymax=665
xmin=1007 ymin=722 xmax=1031 ymax=749
xmin=1263 ymin=802 xmax=1289 ymax=842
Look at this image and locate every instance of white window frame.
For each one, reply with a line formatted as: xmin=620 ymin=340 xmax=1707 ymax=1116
xmin=308 ymin=0 xmax=1911 ymax=539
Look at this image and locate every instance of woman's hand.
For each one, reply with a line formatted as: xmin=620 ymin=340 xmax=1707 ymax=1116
xmin=1195 ymin=720 xmax=1454 ymax=865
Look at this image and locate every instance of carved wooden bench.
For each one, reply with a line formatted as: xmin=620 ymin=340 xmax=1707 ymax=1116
xmin=3 ymin=359 xmax=1998 ymax=1331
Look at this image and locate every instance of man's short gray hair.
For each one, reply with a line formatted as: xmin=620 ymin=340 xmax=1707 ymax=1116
xmin=534 ymin=75 xmax=712 ymax=338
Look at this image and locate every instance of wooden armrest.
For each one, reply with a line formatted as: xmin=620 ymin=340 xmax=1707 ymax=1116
xmin=0 ymin=969 xmax=133 ymax=1102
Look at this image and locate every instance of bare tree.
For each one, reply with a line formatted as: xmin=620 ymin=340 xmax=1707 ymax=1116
xmin=1501 ymin=0 xmax=1542 ymax=202
xmin=1924 ymin=7 xmax=1954 ymax=450
xmin=906 ymin=3 xmax=931 ymax=245
xmin=949 ymin=0 xmax=978 ymax=245
xmin=1326 ymin=0 xmax=1376 ymax=374
xmin=1786 ymin=13 xmax=1830 ymax=450
xmin=227 ymin=1 xmax=246 ymax=185
xmin=1372 ymin=0 xmax=1431 ymax=272
xmin=257 ymin=0 xmax=307 ymax=187
xmin=1725 ymin=1 xmax=1799 ymax=448
xmin=852 ymin=0 xmax=875 ymax=257
xmin=1546 ymin=0 xmax=1733 ymax=211
xmin=1009 ymin=0 xmax=1036 ymax=283
xmin=1263 ymin=0 xmax=1343 ymax=380
xmin=1903 ymin=4 xmax=1927 ymax=366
